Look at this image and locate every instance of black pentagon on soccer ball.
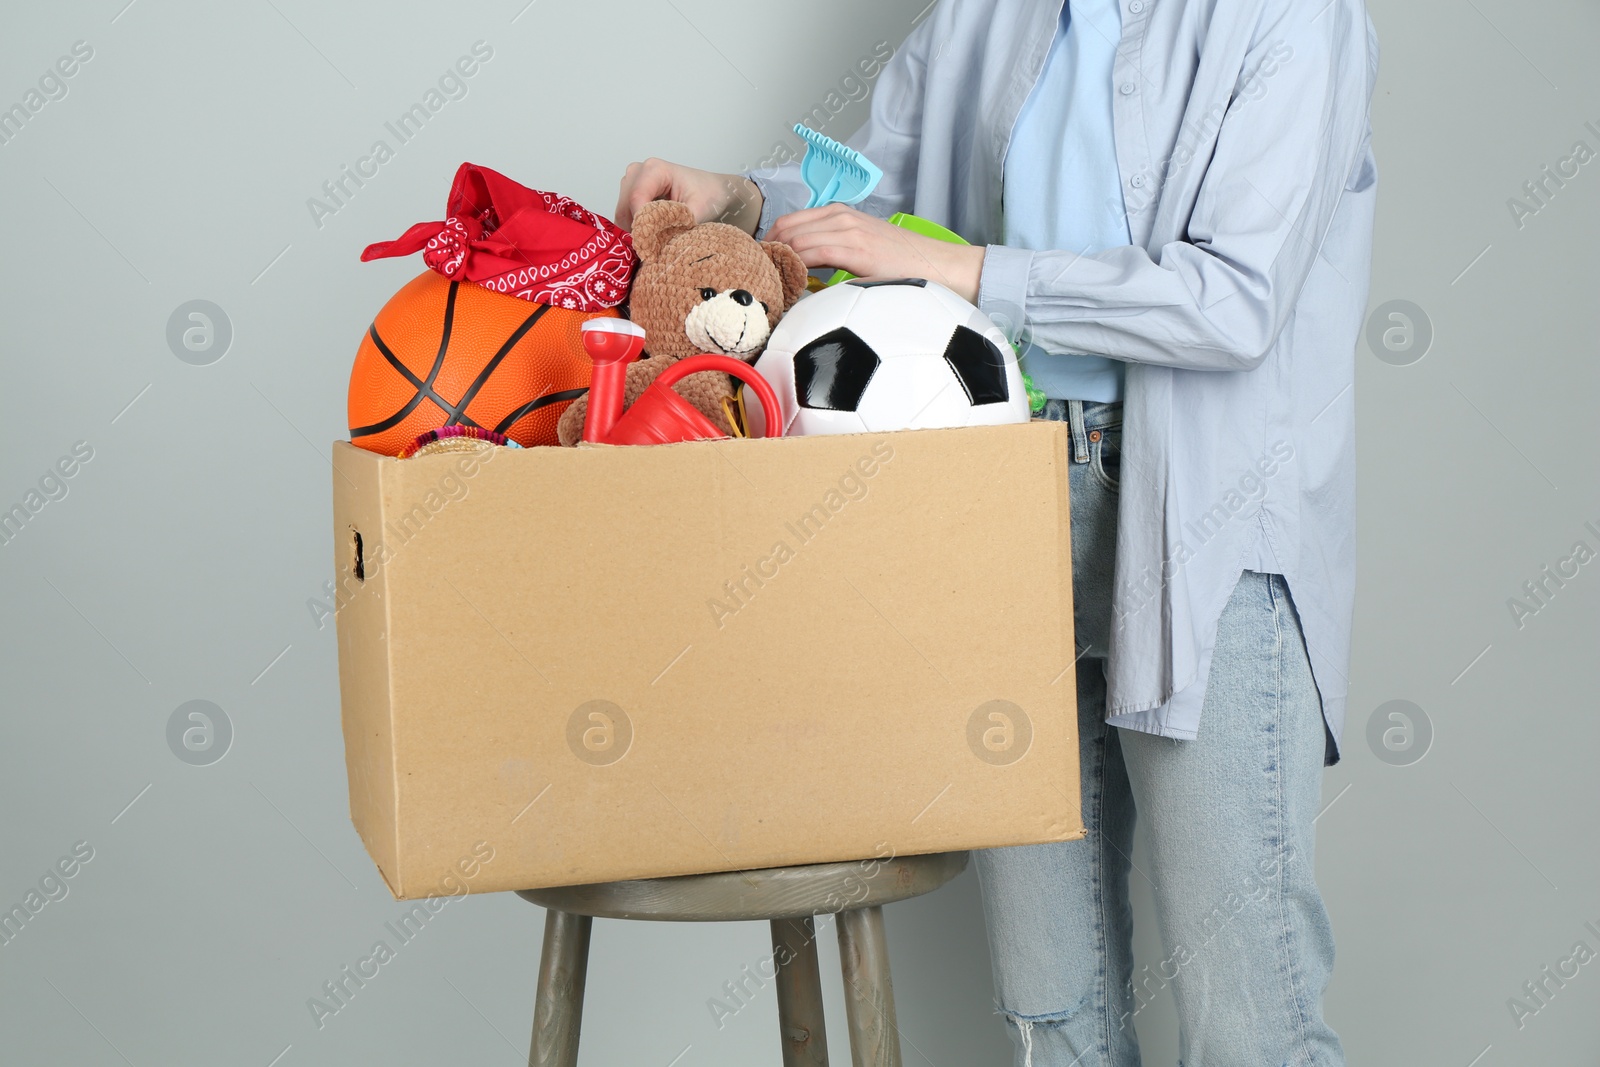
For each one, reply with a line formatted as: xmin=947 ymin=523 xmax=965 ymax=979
xmin=846 ymin=277 xmax=929 ymax=289
xmin=942 ymin=325 xmax=1010 ymax=405
xmin=795 ymin=327 xmax=881 ymax=411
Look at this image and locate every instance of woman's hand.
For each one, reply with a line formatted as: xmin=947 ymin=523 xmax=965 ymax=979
xmin=615 ymin=158 xmax=763 ymax=234
xmin=767 ymin=204 xmax=988 ymax=304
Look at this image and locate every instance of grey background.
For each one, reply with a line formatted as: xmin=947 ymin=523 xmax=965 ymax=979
xmin=1 ymin=0 xmax=1596 ymax=1064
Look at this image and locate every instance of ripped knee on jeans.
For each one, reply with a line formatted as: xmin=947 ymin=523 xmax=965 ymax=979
xmin=995 ymin=1001 xmax=1093 ymax=1067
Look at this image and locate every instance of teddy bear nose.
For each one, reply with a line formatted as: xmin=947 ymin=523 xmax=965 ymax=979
xmin=730 ymin=289 xmax=754 ymax=306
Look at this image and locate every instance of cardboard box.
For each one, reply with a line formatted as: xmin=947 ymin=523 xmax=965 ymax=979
xmin=332 ymin=421 xmax=1083 ymax=899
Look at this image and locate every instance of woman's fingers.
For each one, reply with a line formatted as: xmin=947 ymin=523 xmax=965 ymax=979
xmin=775 ymin=222 xmax=863 ymax=263
xmin=615 ymin=160 xmax=753 ymax=230
xmin=616 ymin=157 xmax=679 ymax=229
xmin=769 ymin=205 xmax=895 ymax=274
xmin=768 ymin=205 xmax=983 ymax=300
xmin=765 ymin=203 xmax=860 ymax=245
xmin=789 ymin=243 xmax=859 ymax=272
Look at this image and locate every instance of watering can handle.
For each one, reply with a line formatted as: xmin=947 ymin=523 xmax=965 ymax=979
xmin=652 ymin=356 xmax=783 ymax=439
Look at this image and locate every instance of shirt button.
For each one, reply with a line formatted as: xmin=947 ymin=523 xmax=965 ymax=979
xmin=1130 ymin=174 xmax=1146 ymax=188
xmin=1119 ymin=81 xmax=1137 ymax=95
xmin=1129 ymin=0 xmax=1144 ymax=11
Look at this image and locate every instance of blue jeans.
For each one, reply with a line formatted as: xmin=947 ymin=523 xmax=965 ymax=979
xmin=973 ymin=400 xmax=1343 ymax=1067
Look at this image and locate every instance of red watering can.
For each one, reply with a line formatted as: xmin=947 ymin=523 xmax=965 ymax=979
xmin=579 ymin=319 xmax=784 ymax=446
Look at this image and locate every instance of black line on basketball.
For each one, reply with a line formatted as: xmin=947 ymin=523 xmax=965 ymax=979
xmin=493 ymin=387 xmax=590 ymax=435
xmin=428 ymin=283 xmax=459 ymax=393
xmin=352 ymin=324 xmax=443 ymax=437
xmin=446 ymin=304 xmax=552 ymax=427
xmin=351 ymin=283 xmax=472 ymax=438
xmin=367 ymin=325 xmax=424 ymax=388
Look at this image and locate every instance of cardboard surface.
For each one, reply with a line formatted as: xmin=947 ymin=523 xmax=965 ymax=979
xmin=332 ymin=421 xmax=1083 ymax=898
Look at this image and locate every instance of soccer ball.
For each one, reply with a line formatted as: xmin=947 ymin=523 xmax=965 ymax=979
xmin=741 ymin=278 xmax=1029 ymax=437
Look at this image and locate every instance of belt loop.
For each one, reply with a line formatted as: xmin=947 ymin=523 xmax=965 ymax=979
xmin=1067 ymin=399 xmax=1089 ymax=463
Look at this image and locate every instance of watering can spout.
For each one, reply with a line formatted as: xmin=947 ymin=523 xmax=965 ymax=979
xmin=579 ymin=318 xmax=647 ymax=444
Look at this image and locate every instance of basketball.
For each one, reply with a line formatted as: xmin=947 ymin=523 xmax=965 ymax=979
xmin=348 ymin=270 xmax=615 ymax=455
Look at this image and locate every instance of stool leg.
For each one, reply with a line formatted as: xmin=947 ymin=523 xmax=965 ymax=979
xmin=529 ymin=908 xmax=592 ymax=1067
xmin=835 ymin=906 xmax=901 ymax=1067
xmin=770 ymin=916 xmax=830 ymax=1066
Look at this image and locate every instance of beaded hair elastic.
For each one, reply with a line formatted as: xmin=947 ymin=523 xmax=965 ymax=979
xmin=396 ymin=425 xmax=523 ymax=459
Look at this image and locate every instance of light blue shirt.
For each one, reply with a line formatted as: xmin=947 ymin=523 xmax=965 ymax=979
xmin=1003 ymin=0 xmax=1131 ymax=403
xmin=747 ymin=0 xmax=1379 ymax=757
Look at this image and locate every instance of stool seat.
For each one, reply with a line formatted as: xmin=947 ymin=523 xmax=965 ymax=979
xmin=516 ymin=851 xmax=968 ymax=922
xmin=519 ymin=852 xmax=969 ymax=1067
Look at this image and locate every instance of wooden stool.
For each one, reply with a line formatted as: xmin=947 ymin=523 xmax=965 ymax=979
xmin=517 ymin=851 xmax=968 ymax=1067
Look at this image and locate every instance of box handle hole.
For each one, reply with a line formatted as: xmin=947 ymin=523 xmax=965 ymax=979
xmin=350 ymin=528 xmax=365 ymax=583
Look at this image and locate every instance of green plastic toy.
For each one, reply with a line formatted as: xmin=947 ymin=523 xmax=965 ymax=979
xmin=1021 ymin=371 xmax=1046 ymax=414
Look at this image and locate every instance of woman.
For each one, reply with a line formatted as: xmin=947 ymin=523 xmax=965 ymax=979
xmin=617 ymin=1 xmax=1378 ymax=1062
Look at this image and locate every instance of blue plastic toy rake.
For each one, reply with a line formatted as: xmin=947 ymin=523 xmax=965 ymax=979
xmin=794 ymin=123 xmax=883 ymax=208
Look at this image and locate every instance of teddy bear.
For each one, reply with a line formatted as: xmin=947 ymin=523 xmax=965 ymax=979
xmin=556 ymin=199 xmax=808 ymax=446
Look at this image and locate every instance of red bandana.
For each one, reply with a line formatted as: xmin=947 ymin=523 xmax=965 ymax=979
xmin=360 ymin=162 xmax=636 ymax=311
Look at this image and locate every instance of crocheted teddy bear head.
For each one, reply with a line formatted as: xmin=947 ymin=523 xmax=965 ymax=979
xmin=626 ymin=199 xmax=808 ymax=362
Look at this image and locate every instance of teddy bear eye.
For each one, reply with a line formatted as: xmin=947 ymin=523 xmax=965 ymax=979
xmin=699 ymin=287 xmax=717 ymax=301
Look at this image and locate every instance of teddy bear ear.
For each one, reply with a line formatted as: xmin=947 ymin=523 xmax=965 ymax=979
xmin=761 ymin=240 xmax=810 ymax=311
xmin=630 ymin=200 xmax=698 ymax=262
